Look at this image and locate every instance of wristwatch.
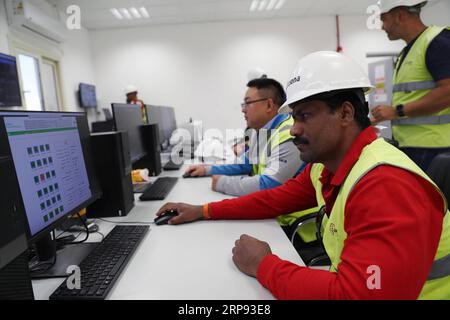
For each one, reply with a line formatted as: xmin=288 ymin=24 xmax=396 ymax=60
xmin=396 ymin=104 xmax=405 ymax=117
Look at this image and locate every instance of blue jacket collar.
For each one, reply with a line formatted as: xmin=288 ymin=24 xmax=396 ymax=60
xmin=263 ymin=113 xmax=290 ymax=130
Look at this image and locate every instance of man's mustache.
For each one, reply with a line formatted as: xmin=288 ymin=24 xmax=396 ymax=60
xmin=293 ymin=137 xmax=309 ymax=146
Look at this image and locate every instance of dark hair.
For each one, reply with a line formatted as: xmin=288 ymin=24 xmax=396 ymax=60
xmin=302 ymin=89 xmax=371 ymax=130
xmin=247 ymin=78 xmax=287 ymax=108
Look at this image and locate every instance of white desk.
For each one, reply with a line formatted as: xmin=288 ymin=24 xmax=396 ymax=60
xmin=32 ymin=167 xmax=304 ymax=300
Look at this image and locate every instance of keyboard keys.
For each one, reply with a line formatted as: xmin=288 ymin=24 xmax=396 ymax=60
xmin=139 ymin=177 xmax=178 ymax=201
xmin=49 ymin=225 xmax=149 ymax=300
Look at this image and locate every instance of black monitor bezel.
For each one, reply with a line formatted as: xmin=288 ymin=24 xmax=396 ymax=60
xmin=0 ymin=52 xmax=23 ymax=108
xmin=111 ymin=103 xmax=147 ymax=164
xmin=145 ymin=104 xmax=177 ymax=151
xmin=0 ymin=110 xmax=102 ymax=244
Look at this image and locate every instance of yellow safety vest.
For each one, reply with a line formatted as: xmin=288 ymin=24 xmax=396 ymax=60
xmin=392 ymin=26 xmax=450 ymax=148
xmin=310 ymin=138 xmax=450 ymax=299
xmin=252 ymin=116 xmax=294 ymax=175
xmin=251 ymin=116 xmax=319 ymax=243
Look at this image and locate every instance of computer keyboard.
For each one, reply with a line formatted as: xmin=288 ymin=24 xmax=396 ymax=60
xmin=49 ymin=225 xmax=149 ymax=300
xmin=139 ymin=177 xmax=178 ymax=201
xmin=163 ymin=159 xmax=183 ymax=171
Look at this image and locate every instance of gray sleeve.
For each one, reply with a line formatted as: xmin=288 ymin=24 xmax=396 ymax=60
xmin=215 ymin=175 xmax=260 ymax=196
xmin=214 ymin=141 xmax=303 ymax=196
xmin=262 ymin=140 xmax=303 ymax=185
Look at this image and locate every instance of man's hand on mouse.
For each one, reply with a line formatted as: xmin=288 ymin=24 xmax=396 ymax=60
xmin=232 ymin=234 xmax=272 ymax=278
xmin=156 ymin=202 xmax=204 ymax=225
xmin=186 ymin=165 xmax=206 ymax=177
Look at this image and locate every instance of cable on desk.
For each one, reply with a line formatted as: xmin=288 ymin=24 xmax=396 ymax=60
xmin=29 ymin=231 xmax=58 ymax=277
xmin=59 ymin=213 xmax=90 ymax=245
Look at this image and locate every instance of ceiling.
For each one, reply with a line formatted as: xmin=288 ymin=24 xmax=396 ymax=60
xmin=46 ymin=0 xmax=443 ymax=30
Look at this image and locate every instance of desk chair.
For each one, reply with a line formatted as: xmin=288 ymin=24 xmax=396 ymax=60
xmin=427 ymin=152 xmax=450 ymax=204
xmin=287 ymin=207 xmax=331 ymax=267
xmin=288 ymin=152 xmax=450 ymax=268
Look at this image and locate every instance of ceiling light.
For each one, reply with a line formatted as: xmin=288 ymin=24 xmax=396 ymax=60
xmin=110 ymin=8 xmax=123 ymax=20
xmin=119 ymin=8 xmax=132 ymax=20
xmin=139 ymin=7 xmax=150 ymax=18
xmin=258 ymin=0 xmax=268 ymax=11
xmin=249 ymin=0 xmax=259 ymax=11
xmin=275 ymin=0 xmax=286 ymax=10
xmin=130 ymin=7 xmax=142 ymax=19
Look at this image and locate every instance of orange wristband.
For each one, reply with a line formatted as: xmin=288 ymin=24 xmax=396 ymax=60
xmin=203 ymin=203 xmax=210 ymax=220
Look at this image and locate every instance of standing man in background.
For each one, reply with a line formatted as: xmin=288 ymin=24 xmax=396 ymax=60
xmin=125 ymin=84 xmax=147 ymax=123
xmin=371 ymin=0 xmax=450 ymax=171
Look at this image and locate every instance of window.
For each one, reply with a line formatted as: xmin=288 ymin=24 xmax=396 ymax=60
xmin=18 ymin=53 xmax=44 ymax=111
xmin=14 ymin=48 xmax=62 ymax=112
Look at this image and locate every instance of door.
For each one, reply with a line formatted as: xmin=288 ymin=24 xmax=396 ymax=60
xmin=41 ymin=59 xmax=61 ymax=112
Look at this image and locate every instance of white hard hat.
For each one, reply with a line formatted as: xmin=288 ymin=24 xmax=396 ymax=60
xmin=378 ymin=0 xmax=427 ymax=14
xmin=125 ymin=84 xmax=138 ymax=95
xmin=247 ymin=68 xmax=267 ymax=81
xmin=279 ymin=51 xmax=374 ymax=114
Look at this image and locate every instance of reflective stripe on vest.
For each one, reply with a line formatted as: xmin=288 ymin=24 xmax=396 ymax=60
xmin=392 ymin=25 xmax=450 ymax=148
xmin=392 ymin=80 xmax=437 ymax=93
xmin=310 ymin=138 xmax=450 ymax=299
xmin=252 ymin=116 xmax=294 ymax=175
xmin=392 ymin=114 xmax=450 ymax=126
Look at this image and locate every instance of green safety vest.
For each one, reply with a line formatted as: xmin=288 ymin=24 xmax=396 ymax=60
xmin=251 ymin=116 xmax=319 ymax=243
xmin=392 ymin=25 xmax=450 ymax=148
xmin=252 ymin=116 xmax=295 ymax=175
xmin=310 ymin=138 xmax=450 ymax=299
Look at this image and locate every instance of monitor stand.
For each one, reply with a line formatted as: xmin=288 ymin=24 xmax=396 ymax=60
xmin=30 ymin=233 xmax=98 ymax=278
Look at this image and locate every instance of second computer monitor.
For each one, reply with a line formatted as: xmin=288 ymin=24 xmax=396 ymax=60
xmin=146 ymin=105 xmax=177 ymax=151
xmin=112 ymin=103 xmax=147 ymax=163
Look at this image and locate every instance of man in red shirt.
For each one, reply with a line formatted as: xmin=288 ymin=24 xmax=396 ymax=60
xmin=156 ymin=51 xmax=450 ymax=299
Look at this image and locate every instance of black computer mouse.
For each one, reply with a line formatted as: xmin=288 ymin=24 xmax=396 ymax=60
xmin=183 ymin=172 xmax=198 ymax=178
xmin=154 ymin=209 xmax=179 ymax=225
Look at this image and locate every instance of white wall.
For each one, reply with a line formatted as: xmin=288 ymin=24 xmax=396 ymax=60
xmin=89 ymin=1 xmax=449 ymax=133
xmin=59 ymin=27 xmax=96 ymax=114
xmin=89 ymin=16 xmax=399 ymax=132
xmin=423 ymin=0 xmax=450 ymax=26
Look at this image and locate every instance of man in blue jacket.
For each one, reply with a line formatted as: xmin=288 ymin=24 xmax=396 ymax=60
xmin=186 ymin=78 xmax=304 ymax=196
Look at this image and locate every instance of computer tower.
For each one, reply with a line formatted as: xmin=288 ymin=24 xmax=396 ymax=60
xmin=87 ymin=132 xmax=134 ymax=218
xmin=136 ymin=124 xmax=162 ymax=176
xmin=0 ymin=156 xmax=34 ymax=300
xmin=0 ymin=252 xmax=34 ymax=300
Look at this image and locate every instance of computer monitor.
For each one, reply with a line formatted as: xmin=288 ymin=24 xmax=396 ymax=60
xmin=145 ymin=105 xmax=164 ymax=146
xmin=0 ymin=53 xmax=22 ymax=108
xmin=161 ymin=107 xmax=177 ymax=143
xmin=111 ymin=103 xmax=146 ymax=163
xmin=146 ymin=105 xmax=177 ymax=151
xmin=102 ymin=108 xmax=113 ymax=121
xmin=0 ymin=111 xmax=102 ymax=272
xmin=78 ymin=83 xmax=97 ymax=109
